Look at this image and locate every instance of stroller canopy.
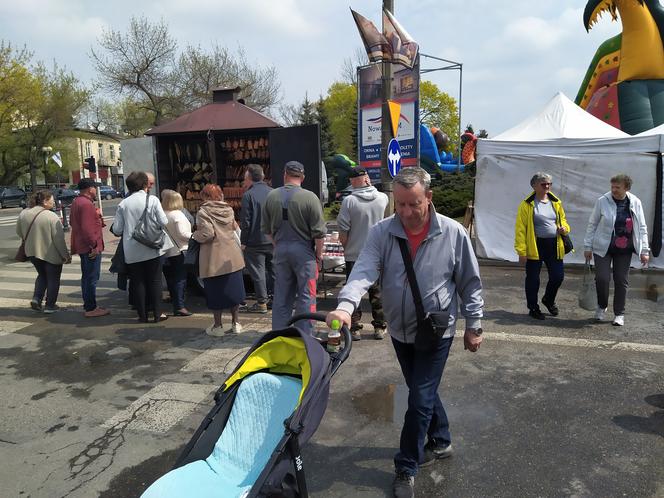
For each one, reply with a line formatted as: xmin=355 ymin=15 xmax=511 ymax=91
xmin=223 ymin=336 xmax=312 ymax=404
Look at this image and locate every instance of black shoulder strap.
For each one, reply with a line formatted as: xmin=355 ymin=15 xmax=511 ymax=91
xmin=397 ymin=237 xmax=426 ymax=325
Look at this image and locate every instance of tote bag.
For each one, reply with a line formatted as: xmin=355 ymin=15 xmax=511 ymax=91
xmin=578 ymin=264 xmax=596 ymax=311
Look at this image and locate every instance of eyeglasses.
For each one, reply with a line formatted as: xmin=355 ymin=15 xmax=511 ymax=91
xmin=540 ymin=183 xmax=552 ymax=187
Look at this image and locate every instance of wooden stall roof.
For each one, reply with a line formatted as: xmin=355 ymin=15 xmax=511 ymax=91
xmin=145 ymin=100 xmax=281 ymax=136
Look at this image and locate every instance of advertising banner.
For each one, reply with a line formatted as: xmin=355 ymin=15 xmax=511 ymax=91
xmin=358 ymin=58 xmax=419 ymax=183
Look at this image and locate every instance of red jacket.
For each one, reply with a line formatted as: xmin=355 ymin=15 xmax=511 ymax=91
xmin=70 ymin=195 xmax=104 ymax=255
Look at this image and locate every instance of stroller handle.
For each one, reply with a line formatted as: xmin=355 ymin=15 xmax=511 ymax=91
xmin=288 ymin=313 xmax=352 ymax=366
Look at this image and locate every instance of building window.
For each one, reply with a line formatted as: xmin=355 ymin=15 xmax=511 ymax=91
xmin=109 ymin=145 xmax=115 ymax=161
xmin=98 ymin=143 xmax=104 ymax=162
xmin=85 ymin=141 xmax=92 ymax=157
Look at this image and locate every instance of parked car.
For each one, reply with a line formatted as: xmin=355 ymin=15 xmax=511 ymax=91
xmin=98 ymin=185 xmax=122 ymax=200
xmin=52 ymin=188 xmax=78 ymax=206
xmin=0 ymin=186 xmax=27 ymax=208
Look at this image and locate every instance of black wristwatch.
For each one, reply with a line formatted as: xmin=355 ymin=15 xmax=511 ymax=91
xmin=468 ymin=327 xmax=483 ymax=336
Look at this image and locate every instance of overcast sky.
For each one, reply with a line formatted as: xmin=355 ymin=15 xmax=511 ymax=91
xmin=0 ymin=0 xmax=621 ymax=137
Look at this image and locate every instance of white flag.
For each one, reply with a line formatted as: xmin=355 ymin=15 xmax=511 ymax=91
xmin=51 ymin=152 xmax=62 ymax=168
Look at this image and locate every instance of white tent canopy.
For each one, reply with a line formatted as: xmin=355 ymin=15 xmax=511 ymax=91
xmin=492 ymin=92 xmax=630 ymax=141
xmin=475 ymin=92 xmax=664 ymax=269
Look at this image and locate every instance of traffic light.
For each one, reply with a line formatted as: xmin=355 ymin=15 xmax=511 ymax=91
xmin=83 ymin=156 xmax=97 ymax=173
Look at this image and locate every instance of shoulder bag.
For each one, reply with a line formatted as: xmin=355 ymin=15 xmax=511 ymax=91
xmin=183 ymin=237 xmax=200 ymax=275
xmin=132 ymin=194 xmax=166 ymax=249
xmin=397 ymin=237 xmax=450 ymax=351
xmin=557 ymin=209 xmax=574 ymax=254
xmin=16 ymin=209 xmax=46 ymax=262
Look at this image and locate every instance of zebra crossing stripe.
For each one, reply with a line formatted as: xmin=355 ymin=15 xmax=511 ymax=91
xmin=485 ymin=332 xmax=664 ymax=354
xmin=0 ymin=297 xmax=79 ymax=310
xmin=181 ymin=345 xmax=251 ymax=374
xmin=101 ymin=382 xmax=215 ymax=433
xmin=0 ymin=320 xmax=32 ymax=337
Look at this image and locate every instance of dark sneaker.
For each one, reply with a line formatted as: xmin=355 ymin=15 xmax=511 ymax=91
xmin=351 ymin=329 xmax=362 ymax=341
xmin=246 ymin=302 xmax=268 ymax=314
xmin=392 ymin=471 xmax=415 ymax=498
xmin=30 ymin=300 xmax=42 ymax=312
xmin=529 ymin=309 xmax=545 ymax=320
xmin=541 ymin=298 xmax=559 ymax=316
xmin=420 ymin=441 xmax=453 ymax=467
xmin=43 ymin=305 xmax=60 ymax=314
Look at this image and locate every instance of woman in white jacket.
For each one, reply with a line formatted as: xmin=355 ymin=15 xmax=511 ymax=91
xmin=583 ymin=174 xmax=650 ymax=326
xmin=161 ymin=189 xmax=192 ymax=316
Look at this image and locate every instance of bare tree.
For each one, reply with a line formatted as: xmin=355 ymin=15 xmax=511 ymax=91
xmin=340 ymin=47 xmax=370 ymax=85
xmin=90 ymin=17 xmax=282 ymax=129
xmin=175 ymin=45 xmax=281 ymax=112
xmin=91 ymin=17 xmax=177 ymax=126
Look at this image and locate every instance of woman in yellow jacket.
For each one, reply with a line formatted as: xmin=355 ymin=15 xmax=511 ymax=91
xmin=514 ymin=172 xmax=571 ymax=320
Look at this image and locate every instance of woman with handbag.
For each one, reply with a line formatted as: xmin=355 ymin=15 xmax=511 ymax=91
xmin=16 ymin=190 xmax=71 ymax=313
xmin=514 ymin=172 xmax=571 ymax=320
xmin=160 ymin=189 xmax=192 ymax=317
xmin=112 ymin=171 xmax=173 ymax=323
xmin=583 ymin=174 xmax=650 ymax=326
xmin=192 ymin=184 xmax=245 ymax=336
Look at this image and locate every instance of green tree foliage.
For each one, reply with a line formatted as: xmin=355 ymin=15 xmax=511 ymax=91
xmin=0 ymin=42 xmax=88 ymax=186
xmin=91 ymin=16 xmax=281 ymax=131
xmin=430 ymin=168 xmax=475 ymax=218
xmin=420 ymin=81 xmax=459 ymax=152
xmin=323 ymin=82 xmax=357 ymax=161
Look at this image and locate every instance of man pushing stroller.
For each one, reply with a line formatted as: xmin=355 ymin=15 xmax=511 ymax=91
xmin=327 ymin=167 xmax=484 ymax=498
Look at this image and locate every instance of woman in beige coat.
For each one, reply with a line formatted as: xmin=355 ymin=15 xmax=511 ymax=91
xmin=192 ymin=184 xmax=245 ymax=336
xmin=16 ymin=190 xmax=71 ymax=313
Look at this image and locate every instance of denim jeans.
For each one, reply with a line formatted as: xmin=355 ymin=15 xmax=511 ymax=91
xmin=525 ymin=237 xmax=564 ymax=311
xmin=392 ymin=335 xmax=454 ymax=476
xmin=30 ymin=257 xmax=63 ymax=308
xmin=79 ymin=253 xmax=102 ymax=312
xmin=244 ymin=244 xmax=274 ymax=303
xmin=163 ymin=253 xmax=187 ymax=311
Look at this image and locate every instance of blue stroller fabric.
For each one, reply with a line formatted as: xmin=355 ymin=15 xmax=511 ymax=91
xmin=141 ymin=372 xmax=302 ymax=498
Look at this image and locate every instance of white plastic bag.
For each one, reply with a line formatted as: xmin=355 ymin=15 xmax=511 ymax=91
xmin=578 ymin=264 xmax=596 ymax=311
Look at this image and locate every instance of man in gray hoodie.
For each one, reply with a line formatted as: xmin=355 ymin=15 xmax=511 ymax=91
xmin=337 ymin=167 xmax=389 ymax=340
xmin=327 ymin=167 xmax=484 ymax=498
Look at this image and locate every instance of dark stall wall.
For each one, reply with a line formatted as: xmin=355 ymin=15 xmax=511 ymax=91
xmin=269 ymin=124 xmax=322 ymax=198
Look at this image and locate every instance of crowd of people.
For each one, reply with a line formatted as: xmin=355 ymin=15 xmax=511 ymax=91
xmin=14 ymin=163 xmax=654 ymax=498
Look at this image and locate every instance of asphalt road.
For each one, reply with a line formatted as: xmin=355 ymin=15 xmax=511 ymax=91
xmin=0 ymin=211 xmax=662 ymax=497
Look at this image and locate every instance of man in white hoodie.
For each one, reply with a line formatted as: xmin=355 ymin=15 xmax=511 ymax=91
xmin=337 ymin=167 xmax=389 ymax=340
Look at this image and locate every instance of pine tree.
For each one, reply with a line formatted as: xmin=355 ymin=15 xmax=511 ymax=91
xmin=297 ymin=94 xmax=317 ymax=125
xmin=316 ymin=97 xmax=335 ymax=161
xmin=349 ymin=97 xmax=358 ymax=162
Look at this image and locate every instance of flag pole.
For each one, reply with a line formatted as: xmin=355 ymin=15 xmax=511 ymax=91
xmin=381 ymin=0 xmax=395 ymax=215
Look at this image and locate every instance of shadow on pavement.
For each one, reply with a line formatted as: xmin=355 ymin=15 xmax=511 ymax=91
xmin=612 ymin=393 xmax=664 ymax=439
xmin=486 ymin=309 xmax=593 ymax=329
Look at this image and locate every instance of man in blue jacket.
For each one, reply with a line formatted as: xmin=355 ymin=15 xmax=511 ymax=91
xmin=240 ymin=164 xmax=274 ymax=313
xmin=327 ymin=167 xmax=484 ymax=498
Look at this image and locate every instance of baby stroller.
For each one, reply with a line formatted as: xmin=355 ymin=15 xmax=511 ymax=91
xmin=141 ymin=313 xmax=351 ymax=498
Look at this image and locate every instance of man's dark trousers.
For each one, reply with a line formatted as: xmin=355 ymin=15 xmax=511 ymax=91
xmin=391 ymin=335 xmax=454 ymax=476
xmin=345 ymin=261 xmax=386 ymax=330
xmin=79 ymin=254 xmax=102 ymax=312
xmin=244 ymin=244 xmax=274 ymax=303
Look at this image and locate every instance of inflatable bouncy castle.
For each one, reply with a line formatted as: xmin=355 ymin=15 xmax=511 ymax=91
xmin=576 ymin=0 xmax=664 ymax=134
